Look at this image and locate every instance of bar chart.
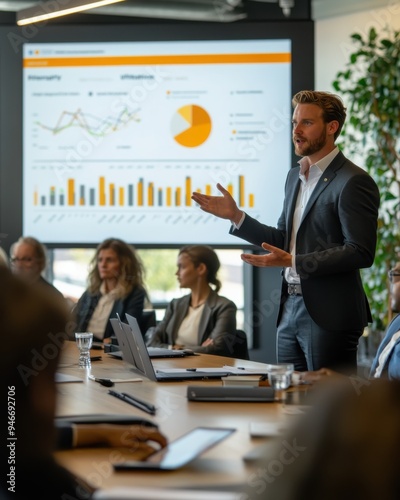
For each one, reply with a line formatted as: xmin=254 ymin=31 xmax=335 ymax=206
xmin=33 ymin=174 xmax=254 ymax=209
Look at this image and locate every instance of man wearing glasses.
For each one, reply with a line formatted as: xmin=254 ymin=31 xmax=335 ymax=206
xmin=10 ymin=236 xmax=64 ymax=299
xmin=388 ymin=264 xmax=400 ymax=314
xmin=369 ymin=265 xmax=400 ymax=379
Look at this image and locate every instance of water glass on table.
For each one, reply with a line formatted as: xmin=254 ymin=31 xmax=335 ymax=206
xmin=75 ymin=332 xmax=93 ymax=368
xmin=266 ymin=363 xmax=294 ymax=399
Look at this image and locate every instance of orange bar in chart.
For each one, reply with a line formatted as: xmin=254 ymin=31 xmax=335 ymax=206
xmin=227 ymin=183 xmax=233 ymax=197
xmin=206 ymin=184 xmax=212 ymax=196
xmin=176 ymin=187 xmax=181 ymax=206
xmin=172 ymin=105 xmax=212 ymax=148
xmin=138 ymin=179 xmax=143 ymax=206
xmin=34 ymin=189 xmax=38 ymax=206
xmin=166 ymin=187 xmax=172 ymax=207
xmin=68 ymin=179 xmax=75 ymax=206
xmin=99 ymin=177 xmax=106 ymax=206
xmin=238 ymin=176 xmax=245 ymax=207
xmin=249 ymin=193 xmax=255 ymax=208
xmin=185 ymin=176 xmax=191 ymax=206
xmin=119 ymin=187 xmax=124 ymax=206
xmin=109 ymin=183 xmax=115 ymax=206
xmin=148 ymin=183 xmax=154 ymax=206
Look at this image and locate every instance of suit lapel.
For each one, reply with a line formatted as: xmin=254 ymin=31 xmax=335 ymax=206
xmin=300 ymin=151 xmax=345 ymax=225
xmin=285 ymin=169 xmax=301 ymax=248
xmin=197 ymin=291 xmax=217 ymax=343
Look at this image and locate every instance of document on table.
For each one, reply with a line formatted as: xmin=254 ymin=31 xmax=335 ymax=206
xmin=93 ymin=487 xmax=242 ymax=500
xmin=55 ymin=372 xmax=84 ymax=383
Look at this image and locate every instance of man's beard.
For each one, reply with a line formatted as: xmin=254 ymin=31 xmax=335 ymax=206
xmin=293 ymin=129 xmax=327 ymax=157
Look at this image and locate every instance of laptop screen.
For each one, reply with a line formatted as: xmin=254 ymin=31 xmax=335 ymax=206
xmin=110 ymin=317 xmax=157 ymax=381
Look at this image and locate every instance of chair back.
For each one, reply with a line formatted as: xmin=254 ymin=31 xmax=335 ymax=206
xmin=230 ymin=329 xmax=250 ymax=360
xmin=141 ymin=309 xmax=156 ymax=337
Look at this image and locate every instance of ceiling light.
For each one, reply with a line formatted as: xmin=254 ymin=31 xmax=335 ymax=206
xmin=91 ymin=0 xmax=246 ymax=23
xmin=16 ymin=0 xmax=126 ymax=26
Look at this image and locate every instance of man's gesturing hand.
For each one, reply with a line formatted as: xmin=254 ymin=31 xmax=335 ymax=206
xmin=241 ymin=243 xmax=292 ymax=268
xmin=191 ymin=183 xmax=243 ymax=225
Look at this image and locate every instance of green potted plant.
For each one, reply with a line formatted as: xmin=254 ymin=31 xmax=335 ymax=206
xmin=332 ymin=27 xmax=400 ymax=338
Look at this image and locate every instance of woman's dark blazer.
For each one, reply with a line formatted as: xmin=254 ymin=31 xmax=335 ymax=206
xmin=74 ymin=285 xmax=146 ymax=340
xmin=148 ymin=290 xmax=237 ymax=356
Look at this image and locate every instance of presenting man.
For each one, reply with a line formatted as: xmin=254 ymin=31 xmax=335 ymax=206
xmin=192 ymin=90 xmax=380 ymax=372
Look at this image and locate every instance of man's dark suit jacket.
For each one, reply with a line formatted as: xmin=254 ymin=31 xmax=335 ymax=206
xmin=231 ymin=151 xmax=380 ymax=331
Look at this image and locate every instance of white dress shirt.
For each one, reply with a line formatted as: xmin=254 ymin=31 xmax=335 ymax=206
xmin=233 ymin=147 xmax=340 ymax=284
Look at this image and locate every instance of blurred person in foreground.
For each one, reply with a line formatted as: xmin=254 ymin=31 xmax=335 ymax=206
xmin=0 ymin=267 xmax=166 ymax=499
xmin=74 ymin=238 xmax=149 ymax=342
xmin=245 ymin=378 xmax=400 ymax=500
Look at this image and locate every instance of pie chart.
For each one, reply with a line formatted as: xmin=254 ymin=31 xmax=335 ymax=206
xmin=171 ymin=104 xmax=212 ymax=147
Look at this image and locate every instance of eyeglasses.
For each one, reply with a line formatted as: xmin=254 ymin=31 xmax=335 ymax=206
xmin=388 ymin=269 xmax=400 ymax=282
xmin=10 ymin=257 xmax=36 ymax=264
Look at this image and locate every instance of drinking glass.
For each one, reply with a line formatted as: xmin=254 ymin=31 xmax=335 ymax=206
xmin=75 ymin=332 xmax=93 ymax=368
xmin=266 ymin=364 xmax=294 ymax=399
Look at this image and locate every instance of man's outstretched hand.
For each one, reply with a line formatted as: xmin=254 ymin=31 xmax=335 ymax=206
xmin=191 ymin=183 xmax=243 ymax=225
xmin=241 ymin=243 xmax=292 ymax=268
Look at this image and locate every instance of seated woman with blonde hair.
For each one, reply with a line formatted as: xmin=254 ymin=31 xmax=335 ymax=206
xmin=147 ymin=245 xmax=238 ymax=357
xmin=74 ymin=238 xmax=149 ymax=342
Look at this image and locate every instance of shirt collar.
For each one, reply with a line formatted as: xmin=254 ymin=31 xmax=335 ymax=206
xmin=298 ymin=146 xmax=340 ymax=177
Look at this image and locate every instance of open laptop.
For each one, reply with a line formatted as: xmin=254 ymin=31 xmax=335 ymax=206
xmin=109 ymin=343 xmax=189 ymax=359
xmin=109 ymin=315 xmax=191 ymax=359
xmin=111 ymin=314 xmax=232 ymax=381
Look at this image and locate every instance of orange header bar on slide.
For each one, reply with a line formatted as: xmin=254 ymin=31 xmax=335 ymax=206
xmin=23 ymin=52 xmax=291 ymax=68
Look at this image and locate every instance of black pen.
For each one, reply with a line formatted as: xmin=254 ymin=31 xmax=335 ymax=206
xmin=108 ymin=389 xmax=156 ymax=415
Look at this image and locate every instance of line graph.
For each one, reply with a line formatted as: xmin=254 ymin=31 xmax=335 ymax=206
xmin=35 ymin=106 xmax=141 ymax=137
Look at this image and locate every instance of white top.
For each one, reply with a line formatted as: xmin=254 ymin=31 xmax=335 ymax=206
xmin=87 ymin=283 xmax=121 ymax=339
xmin=175 ymin=304 xmax=206 ymax=347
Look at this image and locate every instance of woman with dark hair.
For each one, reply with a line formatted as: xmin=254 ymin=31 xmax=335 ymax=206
xmin=147 ymin=245 xmax=237 ymax=356
xmin=74 ymin=238 xmax=148 ymax=342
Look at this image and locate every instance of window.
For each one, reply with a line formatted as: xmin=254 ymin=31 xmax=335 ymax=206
xmin=50 ymin=247 xmax=246 ymax=330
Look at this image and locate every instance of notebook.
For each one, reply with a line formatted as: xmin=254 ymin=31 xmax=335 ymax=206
xmin=111 ymin=314 xmax=232 ymax=382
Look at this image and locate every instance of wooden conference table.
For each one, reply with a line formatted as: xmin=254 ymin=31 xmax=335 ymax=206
xmin=55 ymin=341 xmax=305 ymax=496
